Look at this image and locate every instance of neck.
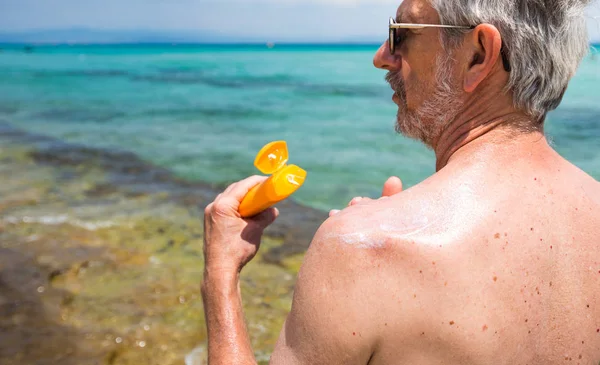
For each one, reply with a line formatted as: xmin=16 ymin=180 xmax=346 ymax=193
xmin=432 ymin=94 xmax=536 ymax=171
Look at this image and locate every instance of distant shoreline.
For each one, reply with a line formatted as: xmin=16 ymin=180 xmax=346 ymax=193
xmin=1 ymin=42 xmax=598 ymax=48
xmin=0 ymin=42 xmax=384 ymax=47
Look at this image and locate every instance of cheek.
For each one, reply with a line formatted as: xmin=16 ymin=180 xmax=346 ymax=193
xmin=402 ymin=60 xmax=432 ymax=108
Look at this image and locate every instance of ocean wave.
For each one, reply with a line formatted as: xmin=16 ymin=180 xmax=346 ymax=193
xmin=136 ymin=105 xmax=285 ymax=120
xmin=294 ymin=83 xmax=386 ymax=98
xmin=0 ymin=104 xmax=19 ymax=115
xmin=33 ymin=69 xmax=132 ymax=78
xmin=31 ymin=108 xmax=126 ymax=123
xmin=131 ymin=71 xmax=296 ymax=88
xmin=24 ymin=104 xmax=283 ymax=124
xmin=132 ymin=68 xmax=386 ymax=98
xmin=26 ymin=67 xmax=387 ymax=99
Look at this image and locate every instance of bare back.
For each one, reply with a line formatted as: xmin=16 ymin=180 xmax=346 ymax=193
xmin=368 ymin=144 xmax=600 ymax=364
xmin=274 ymin=136 xmax=600 ymax=364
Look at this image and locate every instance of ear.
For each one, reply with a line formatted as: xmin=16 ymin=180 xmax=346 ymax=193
xmin=463 ymin=24 xmax=503 ymax=93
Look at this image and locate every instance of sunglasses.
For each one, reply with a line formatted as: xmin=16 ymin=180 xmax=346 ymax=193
xmin=389 ymin=17 xmax=511 ymax=72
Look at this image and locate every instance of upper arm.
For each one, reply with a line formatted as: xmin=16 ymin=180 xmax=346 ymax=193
xmin=269 ymin=220 xmax=385 ymax=365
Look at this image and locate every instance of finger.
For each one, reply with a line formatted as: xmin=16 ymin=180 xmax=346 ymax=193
xmin=251 ymin=207 xmax=279 ymax=228
xmin=329 ymin=209 xmax=341 ymax=217
xmin=348 ymin=197 xmax=364 ymax=207
xmin=211 ymin=177 xmax=268 ymax=218
xmin=224 ymin=175 xmax=269 ymax=202
xmin=223 ymin=182 xmax=237 ymax=195
xmin=382 ymin=176 xmax=403 ymax=197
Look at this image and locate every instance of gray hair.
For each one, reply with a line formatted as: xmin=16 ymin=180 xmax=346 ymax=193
xmin=429 ymin=0 xmax=591 ymax=123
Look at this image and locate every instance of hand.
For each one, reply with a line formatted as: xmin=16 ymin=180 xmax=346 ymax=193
xmin=203 ymin=176 xmax=279 ymax=278
xmin=329 ymin=176 xmax=403 ymax=217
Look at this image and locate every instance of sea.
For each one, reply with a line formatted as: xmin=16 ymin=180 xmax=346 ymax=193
xmin=0 ymin=44 xmax=598 ymax=212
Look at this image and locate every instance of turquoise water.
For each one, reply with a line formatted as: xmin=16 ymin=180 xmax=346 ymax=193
xmin=0 ymin=44 xmax=598 ymax=211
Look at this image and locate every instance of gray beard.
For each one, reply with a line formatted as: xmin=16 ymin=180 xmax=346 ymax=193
xmin=386 ymin=54 xmax=464 ymax=147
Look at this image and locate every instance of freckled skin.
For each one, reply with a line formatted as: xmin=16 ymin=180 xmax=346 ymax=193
xmin=268 ymin=0 xmax=600 ymax=364
xmin=275 ymin=144 xmax=599 ymax=364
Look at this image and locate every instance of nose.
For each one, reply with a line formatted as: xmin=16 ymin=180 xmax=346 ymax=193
xmin=373 ymin=41 xmax=400 ymax=71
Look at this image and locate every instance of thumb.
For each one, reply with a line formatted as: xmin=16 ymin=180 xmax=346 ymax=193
xmin=250 ymin=207 xmax=279 ymax=229
xmin=382 ymin=176 xmax=403 ymax=197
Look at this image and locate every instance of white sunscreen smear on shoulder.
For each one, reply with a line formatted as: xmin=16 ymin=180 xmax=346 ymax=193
xmin=327 ymin=215 xmax=435 ymax=249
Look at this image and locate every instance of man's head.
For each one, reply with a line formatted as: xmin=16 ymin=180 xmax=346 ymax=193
xmin=374 ymin=0 xmax=591 ymax=147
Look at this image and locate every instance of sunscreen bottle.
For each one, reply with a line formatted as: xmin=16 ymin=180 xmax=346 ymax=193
xmin=239 ymin=141 xmax=306 ymax=218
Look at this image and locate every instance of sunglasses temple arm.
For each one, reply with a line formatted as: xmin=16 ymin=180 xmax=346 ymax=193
xmin=390 ymin=24 xmax=474 ymax=30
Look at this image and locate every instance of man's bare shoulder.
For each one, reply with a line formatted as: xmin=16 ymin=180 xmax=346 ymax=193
xmin=570 ymin=162 xmax=600 ymax=203
xmin=288 ymin=185 xmax=482 ymax=363
xmin=275 ymin=202 xmax=428 ymax=364
xmin=315 ymin=173 xmax=481 ymax=251
xmin=286 ymin=202 xmax=434 ymax=359
xmin=309 ymin=186 xmax=442 ymax=256
xmin=299 ymin=183 xmax=455 ymax=308
xmin=306 ymin=172 xmax=472 ymax=264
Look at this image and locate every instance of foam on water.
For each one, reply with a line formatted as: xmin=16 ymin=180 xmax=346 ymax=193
xmin=4 ymin=214 xmax=116 ymax=231
xmin=184 ymin=346 xmax=205 ymax=365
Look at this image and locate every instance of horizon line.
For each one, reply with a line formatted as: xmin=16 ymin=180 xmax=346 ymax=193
xmin=1 ymin=41 xmax=598 ymax=46
xmin=0 ymin=41 xmax=383 ymax=46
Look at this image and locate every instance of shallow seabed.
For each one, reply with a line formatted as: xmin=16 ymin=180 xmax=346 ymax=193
xmin=0 ymin=131 xmax=310 ymax=365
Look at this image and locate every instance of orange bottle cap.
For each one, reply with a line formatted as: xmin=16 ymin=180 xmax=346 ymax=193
xmin=254 ymin=141 xmax=289 ymax=174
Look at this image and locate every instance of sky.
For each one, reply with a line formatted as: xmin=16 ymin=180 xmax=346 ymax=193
xmin=0 ymin=0 xmax=599 ymax=43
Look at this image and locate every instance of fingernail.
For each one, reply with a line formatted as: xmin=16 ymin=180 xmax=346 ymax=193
xmin=329 ymin=209 xmax=341 ymax=216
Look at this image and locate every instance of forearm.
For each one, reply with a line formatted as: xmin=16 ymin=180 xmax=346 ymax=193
xmin=201 ymin=269 xmax=257 ymax=365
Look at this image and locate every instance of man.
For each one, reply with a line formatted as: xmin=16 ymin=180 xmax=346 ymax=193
xmin=202 ymin=0 xmax=600 ymax=363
